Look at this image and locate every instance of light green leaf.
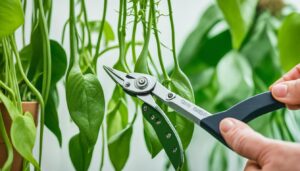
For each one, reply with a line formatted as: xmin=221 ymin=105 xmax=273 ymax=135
xmin=278 ymin=12 xmax=300 ymax=71
xmin=216 ymin=51 xmax=254 ymax=105
xmin=108 ymin=125 xmax=133 ymax=171
xmin=11 ymin=113 xmax=39 ymax=169
xmin=0 ymin=91 xmax=20 ymax=120
xmin=0 ymin=0 xmax=24 ymax=38
xmin=216 ymin=0 xmax=258 ymax=49
xmin=66 ymin=65 xmax=105 ymax=148
xmin=169 ymin=67 xmax=195 ymax=149
xmin=88 ymin=20 xmax=115 ymax=45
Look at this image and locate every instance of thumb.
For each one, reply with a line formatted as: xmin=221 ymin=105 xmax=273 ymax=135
xmin=220 ymin=118 xmax=271 ymax=162
xmin=271 ymin=79 xmax=300 ymax=106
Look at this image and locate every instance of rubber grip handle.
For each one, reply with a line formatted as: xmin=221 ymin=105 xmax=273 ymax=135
xmin=199 ymin=91 xmax=285 ymax=147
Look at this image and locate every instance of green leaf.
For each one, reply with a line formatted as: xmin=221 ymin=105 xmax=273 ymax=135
xmin=216 ymin=51 xmax=254 ymax=105
xmin=241 ymin=13 xmax=282 ymax=85
xmin=178 ymin=5 xmax=223 ymax=68
xmin=208 ymin=143 xmax=228 ymax=171
xmin=50 ymin=40 xmax=67 ymax=84
xmin=10 ymin=113 xmax=39 ymax=169
xmin=88 ymin=20 xmax=115 ymax=45
xmin=143 ymin=119 xmax=162 ymax=157
xmin=69 ymin=133 xmax=93 ymax=171
xmin=278 ymin=12 xmax=300 ymax=71
xmin=108 ymin=125 xmax=133 ymax=171
xmin=66 ymin=65 xmax=105 ymax=148
xmin=0 ymin=91 xmax=20 ymax=120
xmin=45 ymin=88 xmax=62 ymax=146
xmin=0 ymin=0 xmax=24 ymax=38
xmin=169 ymin=67 xmax=195 ymax=149
xmin=216 ymin=0 xmax=258 ymax=49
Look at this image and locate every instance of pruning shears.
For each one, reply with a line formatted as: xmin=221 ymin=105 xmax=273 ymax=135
xmin=103 ymin=66 xmax=285 ymax=169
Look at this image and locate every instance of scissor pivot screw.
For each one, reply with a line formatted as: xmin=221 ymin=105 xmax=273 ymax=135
xmin=135 ymin=77 xmax=148 ymax=89
xmin=167 ymin=93 xmax=175 ymax=99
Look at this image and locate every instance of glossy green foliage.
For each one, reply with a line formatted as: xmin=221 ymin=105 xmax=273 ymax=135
xmin=278 ymin=13 xmax=300 ymax=71
xmin=11 ymin=113 xmax=39 ymax=169
xmin=66 ymin=66 xmax=105 ymax=148
xmin=0 ymin=0 xmax=24 ymax=38
xmin=106 ymin=86 xmax=132 ymax=171
xmin=69 ymin=133 xmax=93 ymax=171
xmin=216 ymin=0 xmax=258 ymax=49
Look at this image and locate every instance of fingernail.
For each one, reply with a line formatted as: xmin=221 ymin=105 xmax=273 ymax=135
xmin=220 ymin=119 xmax=235 ymax=133
xmin=272 ymin=84 xmax=288 ymax=97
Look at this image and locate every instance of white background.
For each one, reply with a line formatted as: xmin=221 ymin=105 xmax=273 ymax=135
xmin=17 ymin=0 xmax=300 ymax=170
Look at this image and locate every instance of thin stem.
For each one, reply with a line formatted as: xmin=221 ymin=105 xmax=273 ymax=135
xmin=0 ymin=111 xmax=13 ymax=171
xmin=10 ymin=35 xmax=45 ymax=170
xmin=166 ymin=0 xmax=179 ymax=69
xmin=36 ymin=0 xmax=52 ymax=164
xmin=68 ymin=0 xmax=78 ymax=76
xmin=0 ymin=81 xmax=15 ymax=98
xmin=131 ymin=1 xmax=138 ymax=63
xmin=61 ymin=20 xmax=69 ymax=44
xmin=47 ymin=0 xmax=53 ymax=33
xmin=81 ymin=0 xmax=92 ymax=52
xmin=150 ymin=0 xmax=169 ymax=80
xmin=94 ymin=0 xmax=108 ymax=62
xmin=99 ymin=126 xmax=105 ymax=171
xmin=22 ymin=0 xmax=27 ymax=46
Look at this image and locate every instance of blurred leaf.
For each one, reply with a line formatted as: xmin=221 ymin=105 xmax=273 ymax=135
xmin=216 ymin=51 xmax=254 ymax=106
xmin=0 ymin=0 xmax=24 ymax=38
xmin=216 ymin=0 xmax=258 ymax=49
xmin=45 ymin=88 xmax=62 ymax=146
xmin=241 ymin=13 xmax=282 ymax=85
xmin=11 ymin=113 xmax=39 ymax=169
xmin=66 ymin=65 xmax=105 ymax=148
xmin=278 ymin=12 xmax=300 ymax=71
xmin=108 ymin=125 xmax=133 ymax=171
xmin=208 ymin=143 xmax=228 ymax=171
xmin=169 ymin=67 xmax=194 ymax=149
xmin=69 ymin=133 xmax=93 ymax=171
xmin=88 ymin=20 xmax=115 ymax=45
xmin=179 ymin=5 xmax=223 ymax=68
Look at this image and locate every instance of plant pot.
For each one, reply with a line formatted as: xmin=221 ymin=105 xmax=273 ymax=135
xmin=0 ymin=102 xmax=39 ymax=171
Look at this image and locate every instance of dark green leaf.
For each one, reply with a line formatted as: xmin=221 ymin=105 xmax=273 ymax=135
xmin=11 ymin=113 xmax=39 ymax=169
xmin=50 ymin=40 xmax=67 ymax=84
xmin=66 ymin=65 xmax=105 ymax=148
xmin=278 ymin=12 xmax=300 ymax=71
xmin=216 ymin=0 xmax=258 ymax=49
xmin=69 ymin=133 xmax=93 ymax=171
xmin=169 ymin=67 xmax=194 ymax=149
xmin=178 ymin=5 xmax=223 ymax=68
xmin=45 ymin=88 xmax=62 ymax=146
xmin=0 ymin=0 xmax=24 ymax=38
xmin=143 ymin=119 xmax=162 ymax=157
xmin=215 ymin=51 xmax=254 ymax=105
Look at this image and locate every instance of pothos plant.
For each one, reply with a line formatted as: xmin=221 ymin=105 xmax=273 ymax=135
xmin=1 ymin=0 xmax=300 ymax=171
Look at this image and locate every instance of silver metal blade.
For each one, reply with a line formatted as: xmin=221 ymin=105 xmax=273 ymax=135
xmin=103 ymin=65 xmax=126 ymax=86
xmin=152 ymin=83 xmax=211 ymax=124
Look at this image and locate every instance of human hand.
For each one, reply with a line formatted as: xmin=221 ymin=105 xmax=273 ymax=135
xmin=220 ymin=118 xmax=300 ymax=171
xmin=270 ymin=64 xmax=300 ymax=109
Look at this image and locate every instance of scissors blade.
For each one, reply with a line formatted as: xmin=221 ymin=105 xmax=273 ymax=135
xmin=152 ymin=82 xmax=212 ymax=124
xmin=103 ymin=65 xmax=127 ymax=86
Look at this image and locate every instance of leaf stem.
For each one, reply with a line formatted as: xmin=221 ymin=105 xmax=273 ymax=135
xmin=68 ymin=0 xmax=78 ymax=76
xmin=166 ymin=0 xmax=179 ymax=69
xmin=150 ymin=0 xmax=169 ymax=80
xmin=131 ymin=1 xmax=138 ymax=63
xmin=81 ymin=0 xmax=92 ymax=52
xmin=99 ymin=126 xmax=105 ymax=171
xmin=94 ymin=0 xmax=108 ymax=62
xmin=0 ymin=111 xmax=13 ymax=171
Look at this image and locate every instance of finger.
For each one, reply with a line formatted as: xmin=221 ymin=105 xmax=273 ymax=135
xmin=270 ymin=64 xmax=300 ymax=89
xmin=220 ymin=118 xmax=271 ymax=162
xmin=271 ymin=79 xmax=300 ymax=106
xmin=287 ymin=104 xmax=300 ymax=110
xmin=244 ymin=160 xmax=261 ymax=171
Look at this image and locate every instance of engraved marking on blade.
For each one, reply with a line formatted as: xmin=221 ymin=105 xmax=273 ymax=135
xmin=180 ymin=99 xmax=207 ymax=117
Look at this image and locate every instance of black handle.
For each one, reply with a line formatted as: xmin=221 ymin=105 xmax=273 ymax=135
xmin=199 ymin=91 xmax=285 ymax=147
